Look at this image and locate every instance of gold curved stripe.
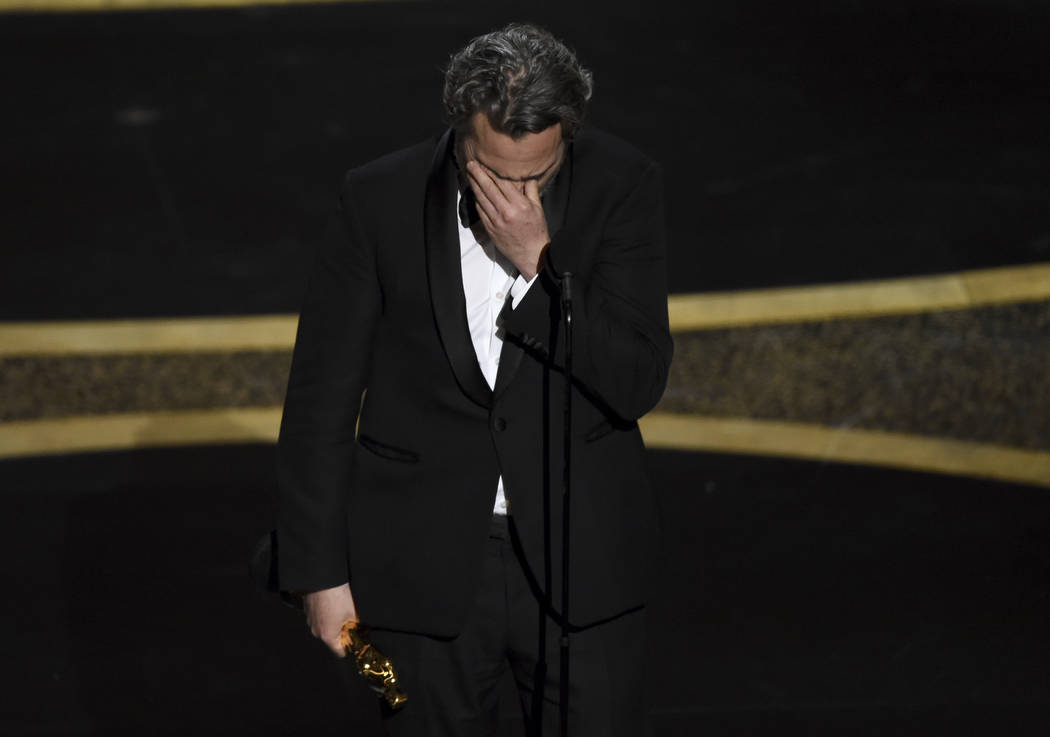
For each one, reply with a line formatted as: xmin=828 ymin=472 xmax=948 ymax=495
xmin=1 ymin=262 xmax=1046 ymax=356
xmin=668 ymin=262 xmax=1050 ymax=330
xmin=0 ymin=408 xmax=281 ymax=458
xmin=639 ymin=413 xmax=1050 ymax=489
xmin=0 ymin=316 xmax=299 ymax=356
xmin=0 ymin=0 xmax=371 ymax=12
xmin=2 ymin=408 xmax=1047 ymax=488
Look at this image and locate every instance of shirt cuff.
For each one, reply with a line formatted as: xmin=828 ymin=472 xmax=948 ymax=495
xmin=510 ymin=273 xmax=539 ymax=309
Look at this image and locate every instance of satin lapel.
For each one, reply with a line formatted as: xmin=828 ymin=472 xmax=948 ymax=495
xmin=493 ymin=141 xmax=575 ymax=401
xmin=425 ymin=129 xmax=493 ymax=409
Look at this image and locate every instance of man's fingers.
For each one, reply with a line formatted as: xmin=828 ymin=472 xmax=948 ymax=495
xmin=300 ymin=583 xmax=357 ymax=659
xmin=307 ymin=622 xmax=348 ymax=658
xmin=468 ymin=169 xmax=505 ymax=219
xmin=468 ymin=173 xmax=499 ymax=221
xmin=469 ymin=170 xmax=542 ymax=228
xmin=476 ymin=202 xmax=498 ymax=235
xmin=326 ymin=637 xmax=347 ymax=658
xmin=467 ymin=160 xmax=513 ymax=206
xmin=524 ymin=177 xmax=541 ymax=206
xmin=489 ymin=171 xmax=519 ymax=203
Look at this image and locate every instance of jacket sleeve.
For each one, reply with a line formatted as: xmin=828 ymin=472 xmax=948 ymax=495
xmin=275 ymin=174 xmax=381 ymax=593
xmin=502 ymin=162 xmax=674 ymax=422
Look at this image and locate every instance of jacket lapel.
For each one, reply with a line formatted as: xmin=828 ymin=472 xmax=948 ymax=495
xmin=493 ymin=140 xmax=574 ymax=401
xmin=425 ymin=129 xmax=494 ymax=409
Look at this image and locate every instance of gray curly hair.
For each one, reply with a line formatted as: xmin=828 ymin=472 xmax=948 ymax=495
xmin=443 ymin=23 xmax=594 ymax=140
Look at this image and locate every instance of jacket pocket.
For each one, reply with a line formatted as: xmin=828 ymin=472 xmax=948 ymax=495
xmin=357 ymin=434 xmax=421 ymax=463
xmin=584 ymin=420 xmax=615 ymax=443
xmin=584 ymin=417 xmax=637 ymax=443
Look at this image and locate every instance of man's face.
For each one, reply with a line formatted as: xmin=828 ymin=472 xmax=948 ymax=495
xmin=459 ymin=112 xmax=564 ymax=195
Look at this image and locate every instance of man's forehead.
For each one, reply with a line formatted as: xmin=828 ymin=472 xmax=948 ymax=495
xmin=465 ymin=113 xmax=562 ymax=179
xmin=472 ymin=151 xmax=560 ymax=183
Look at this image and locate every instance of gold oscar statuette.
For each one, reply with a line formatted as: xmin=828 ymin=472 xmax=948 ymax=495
xmin=339 ymin=620 xmax=408 ymax=709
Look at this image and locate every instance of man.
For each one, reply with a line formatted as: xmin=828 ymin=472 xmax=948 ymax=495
xmin=276 ymin=23 xmax=672 ymax=736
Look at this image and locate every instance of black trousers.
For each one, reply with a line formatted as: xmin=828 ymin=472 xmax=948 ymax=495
xmin=363 ymin=515 xmax=649 ymax=737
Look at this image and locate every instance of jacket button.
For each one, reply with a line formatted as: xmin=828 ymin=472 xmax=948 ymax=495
xmin=493 ymin=417 xmax=507 ymax=432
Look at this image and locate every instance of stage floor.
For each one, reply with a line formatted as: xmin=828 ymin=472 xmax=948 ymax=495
xmin=2 ymin=445 xmax=1049 ymax=735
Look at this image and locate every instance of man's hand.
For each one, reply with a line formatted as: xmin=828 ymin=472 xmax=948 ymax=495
xmin=302 ymin=582 xmax=358 ymax=658
xmin=466 ymin=160 xmax=549 ymax=280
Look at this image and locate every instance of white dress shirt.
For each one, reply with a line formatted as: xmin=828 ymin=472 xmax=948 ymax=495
xmin=457 ymin=190 xmax=537 ymax=515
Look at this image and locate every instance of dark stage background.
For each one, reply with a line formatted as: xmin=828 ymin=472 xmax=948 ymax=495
xmin=1 ymin=1 xmax=1049 ymax=735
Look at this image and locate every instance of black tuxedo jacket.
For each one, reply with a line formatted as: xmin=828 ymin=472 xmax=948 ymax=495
xmin=276 ymin=127 xmax=673 ymax=637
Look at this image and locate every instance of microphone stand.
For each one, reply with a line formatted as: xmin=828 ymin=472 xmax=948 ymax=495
xmin=558 ymin=272 xmax=574 ymax=737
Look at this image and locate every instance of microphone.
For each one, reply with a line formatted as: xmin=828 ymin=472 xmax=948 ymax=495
xmin=557 ymin=268 xmax=573 ymax=737
xmin=560 ymin=271 xmax=573 ymax=311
